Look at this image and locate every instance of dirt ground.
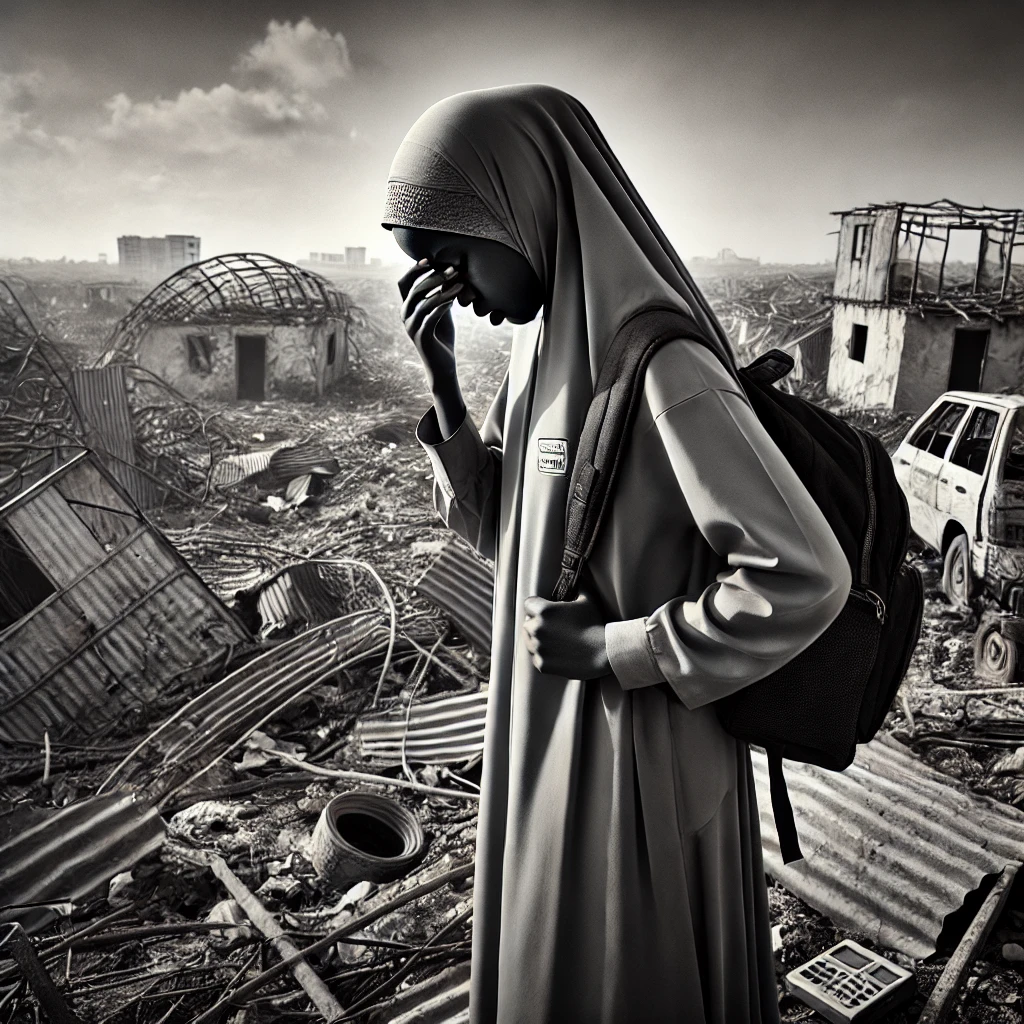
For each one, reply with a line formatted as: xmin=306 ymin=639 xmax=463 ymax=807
xmin=3 ymin=279 xmax=1024 ymax=1022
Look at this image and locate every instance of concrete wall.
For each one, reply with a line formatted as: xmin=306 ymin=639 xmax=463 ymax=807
xmin=893 ymin=313 xmax=1024 ymax=416
xmin=826 ymin=301 xmax=906 ymax=408
xmin=832 ymin=208 xmax=899 ymax=303
xmin=136 ymin=317 xmax=349 ymax=400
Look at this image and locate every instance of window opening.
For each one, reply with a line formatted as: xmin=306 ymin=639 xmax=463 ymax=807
xmin=0 ymin=525 xmax=57 ymax=630
xmin=950 ymin=407 xmax=999 ymax=474
xmin=851 ymin=224 xmax=869 ymax=262
xmin=849 ymin=323 xmax=868 ymax=362
xmin=187 ymin=335 xmax=217 ymax=375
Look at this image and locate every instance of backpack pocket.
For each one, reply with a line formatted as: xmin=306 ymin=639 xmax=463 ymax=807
xmin=855 ymin=563 xmax=925 ymax=743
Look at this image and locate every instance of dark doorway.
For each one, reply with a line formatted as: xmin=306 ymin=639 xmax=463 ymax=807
xmin=947 ymin=329 xmax=989 ymax=392
xmin=236 ymin=335 xmax=266 ymax=400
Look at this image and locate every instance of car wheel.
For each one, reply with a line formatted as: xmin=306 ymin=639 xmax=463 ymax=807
xmin=942 ymin=533 xmax=976 ymax=611
xmin=974 ymin=615 xmax=1020 ymax=685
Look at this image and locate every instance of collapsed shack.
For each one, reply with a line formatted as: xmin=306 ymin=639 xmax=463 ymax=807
xmin=100 ymin=254 xmax=383 ymax=402
xmin=827 ymin=200 xmax=1024 ymax=414
xmin=0 ymin=451 xmax=252 ymax=746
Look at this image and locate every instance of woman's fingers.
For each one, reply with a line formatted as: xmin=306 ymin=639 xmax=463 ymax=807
xmin=401 ymin=267 xmax=449 ymax=321
xmin=397 ymin=260 xmax=432 ymax=301
xmin=420 ymin=300 xmax=458 ymax=346
xmin=405 ymin=281 xmax=462 ymax=337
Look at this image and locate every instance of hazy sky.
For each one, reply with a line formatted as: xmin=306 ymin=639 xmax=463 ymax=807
xmin=2 ymin=0 xmax=1022 ymax=264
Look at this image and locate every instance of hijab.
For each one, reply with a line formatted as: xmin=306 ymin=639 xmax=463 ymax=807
xmin=382 ymin=83 xmax=738 ymax=393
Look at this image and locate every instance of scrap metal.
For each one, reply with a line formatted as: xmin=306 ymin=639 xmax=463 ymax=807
xmin=0 ymin=793 xmax=165 ymax=930
xmin=414 ymin=540 xmax=494 ymax=654
xmin=752 ymin=733 xmax=1024 ymax=958
xmin=355 ymin=688 xmax=488 ymax=766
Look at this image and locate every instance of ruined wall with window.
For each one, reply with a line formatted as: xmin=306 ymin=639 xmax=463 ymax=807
xmin=0 ymin=452 xmax=250 ymax=743
xmin=827 ymin=202 xmax=1024 ymax=413
xmin=136 ymin=319 xmax=349 ymax=401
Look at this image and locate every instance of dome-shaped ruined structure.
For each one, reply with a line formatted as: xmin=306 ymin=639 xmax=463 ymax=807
xmin=100 ymin=253 xmax=371 ymax=400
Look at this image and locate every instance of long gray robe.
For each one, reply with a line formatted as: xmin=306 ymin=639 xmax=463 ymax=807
xmin=416 ymin=328 xmax=851 ymax=1024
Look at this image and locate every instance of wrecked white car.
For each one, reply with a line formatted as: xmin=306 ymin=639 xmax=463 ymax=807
xmin=891 ymin=391 xmax=1024 ymax=681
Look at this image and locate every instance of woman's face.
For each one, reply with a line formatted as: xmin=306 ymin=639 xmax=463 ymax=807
xmin=390 ymin=226 xmax=544 ymax=326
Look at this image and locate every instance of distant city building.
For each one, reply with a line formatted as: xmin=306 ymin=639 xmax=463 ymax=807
xmin=690 ymin=248 xmax=761 ymax=272
xmin=98 ymin=253 xmax=108 ymax=264
xmin=370 ymin=257 xmax=382 ymax=267
xmin=117 ymin=235 xmax=200 ymax=277
xmin=308 ymin=248 xmax=370 ymax=267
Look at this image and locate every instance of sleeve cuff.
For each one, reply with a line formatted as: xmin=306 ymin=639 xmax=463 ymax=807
xmin=605 ymin=617 xmax=664 ymax=690
xmin=416 ymin=405 xmax=482 ymax=502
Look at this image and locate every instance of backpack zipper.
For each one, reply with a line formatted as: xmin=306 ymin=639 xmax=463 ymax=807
xmin=854 ymin=430 xmax=886 ymax=623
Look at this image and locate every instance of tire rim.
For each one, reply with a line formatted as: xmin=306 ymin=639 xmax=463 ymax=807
xmin=984 ymin=630 xmax=1009 ymax=674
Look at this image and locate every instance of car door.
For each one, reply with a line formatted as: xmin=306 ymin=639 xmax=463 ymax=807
xmin=904 ymin=399 xmax=970 ymax=550
xmin=938 ymin=404 xmax=1001 ymax=544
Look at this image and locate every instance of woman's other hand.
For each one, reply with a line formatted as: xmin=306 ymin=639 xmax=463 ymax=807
xmin=398 ymin=259 xmax=464 ymax=390
xmin=522 ymin=592 xmax=611 ymax=680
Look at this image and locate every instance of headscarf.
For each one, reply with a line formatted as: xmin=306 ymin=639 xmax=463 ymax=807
xmin=382 ymin=83 xmax=739 ymax=391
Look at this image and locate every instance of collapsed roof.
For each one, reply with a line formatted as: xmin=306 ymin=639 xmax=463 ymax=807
xmin=101 ymin=253 xmax=361 ymax=363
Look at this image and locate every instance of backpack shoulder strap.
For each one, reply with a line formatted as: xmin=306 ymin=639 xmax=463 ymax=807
xmin=551 ymin=306 xmax=713 ymax=602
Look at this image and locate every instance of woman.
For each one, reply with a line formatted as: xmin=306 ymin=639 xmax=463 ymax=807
xmin=382 ymin=85 xmax=850 ymax=1024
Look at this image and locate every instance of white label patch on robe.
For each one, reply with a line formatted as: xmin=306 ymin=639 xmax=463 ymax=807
xmin=537 ymin=438 xmax=568 ymax=475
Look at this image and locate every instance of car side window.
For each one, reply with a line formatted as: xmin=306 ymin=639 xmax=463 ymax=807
xmin=1003 ymin=415 xmax=1024 ymax=482
xmin=949 ymin=407 xmax=1000 ymax=474
xmin=910 ymin=401 xmax=968 ymax=458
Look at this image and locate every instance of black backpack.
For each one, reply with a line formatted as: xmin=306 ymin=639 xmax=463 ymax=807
xmin=552 ymin=306 xmax=924 ymax=864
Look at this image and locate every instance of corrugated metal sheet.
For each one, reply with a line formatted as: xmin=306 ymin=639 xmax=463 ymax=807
xmin=0 ymin=793 xmax=165 ymax=932
xmin=211 ymin=445 xmax=286 ymax=487
xmin=0 ymin=454 xmax=251 ymax=744
xmin=210 ymin=442 xmax=340 ymax=490
xmin=70 ymin=364 xmax=155 ymax=507
xmin=5 ymin=486 xmax=106 ymax=587
xmin=356 ymin=689 xmax=487 ymax=766
xmin=101 ymin=610 xmax=390 ymax=792
xmin=268 ymin=444 xmax=340 ymax=485
xmin=752 ymin=733 xmax=1024 ymax=957
xmin=415 ymin=542 xmax=494 ymax=654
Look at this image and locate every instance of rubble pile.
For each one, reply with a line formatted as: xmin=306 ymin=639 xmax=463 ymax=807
xmin=3 ymin=274 xmax=1024 ymax=1024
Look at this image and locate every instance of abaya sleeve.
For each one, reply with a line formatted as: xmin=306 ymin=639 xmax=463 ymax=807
xmin=604 ymin=341 xmax=851 ymax=710
xmin=414 ymin=368 xmax=509 ymax=561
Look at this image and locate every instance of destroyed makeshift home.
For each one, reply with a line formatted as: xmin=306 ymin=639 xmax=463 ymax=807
xmin=0 ymin=450 xmax=251 ymax=745
xmin=100 ymin=253 xmax=373 ymax=401
xmin=827 ymin=201 xmax=1024 ymax=413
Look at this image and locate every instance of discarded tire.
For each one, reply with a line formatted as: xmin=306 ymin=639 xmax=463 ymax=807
xmin=310 ymin=791 xmax=425 ymax=891
xmin=974 ymin=614 xmax=1021 ymax=685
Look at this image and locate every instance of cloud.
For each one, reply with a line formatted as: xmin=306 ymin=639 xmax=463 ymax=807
xmin=234 ymin=17 xmax=352 ymax=92
xmin=101 ymin=83 xmax=328 ymax=155
xmin=0 ymin=70 xmax=73 ymax=156
xmin=93 ymin=18 xmax=353 ymax=159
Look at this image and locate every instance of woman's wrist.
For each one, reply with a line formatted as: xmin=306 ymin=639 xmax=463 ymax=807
xmin=431 ymin=376 xmax=466 ymax=440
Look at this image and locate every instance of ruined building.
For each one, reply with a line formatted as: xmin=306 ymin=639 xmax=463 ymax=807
xmin=826 ymin=201 xmax=1024 ymax=413
xmin=117 ymin=234 xmax=201 ymax=277
xmin=101 ymin=253 xmax=357 ymax=401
